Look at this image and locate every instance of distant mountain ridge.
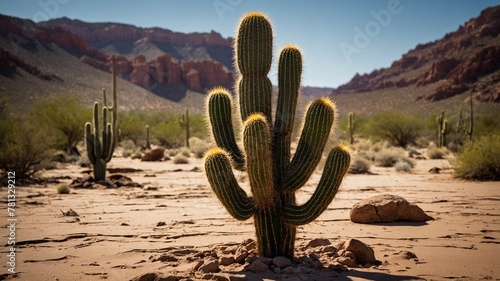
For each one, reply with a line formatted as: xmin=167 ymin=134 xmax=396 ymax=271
xmin=331 ymin=5 xmax=500 ymax=103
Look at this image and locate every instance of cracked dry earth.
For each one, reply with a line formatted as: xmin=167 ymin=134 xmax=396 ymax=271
xmin=0 ymin=154 xmax=499 ymax=281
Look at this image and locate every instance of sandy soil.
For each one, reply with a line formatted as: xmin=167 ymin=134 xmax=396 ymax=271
xmin=1 ymin=152 xmax=499 ymax=281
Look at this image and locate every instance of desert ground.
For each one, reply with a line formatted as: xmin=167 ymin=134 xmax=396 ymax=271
xmin=1 ymin=150 xmax=499 ymax=281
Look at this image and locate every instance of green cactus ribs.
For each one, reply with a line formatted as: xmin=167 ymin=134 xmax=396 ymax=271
xmin=85 ymin=56 xmax=118 ymax=182
xmin=204 ymin=12 xmax=351 ymax=258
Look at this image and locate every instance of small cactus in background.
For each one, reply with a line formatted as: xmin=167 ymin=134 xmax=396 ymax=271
xmin=178 ymin=108 xmax=190 ymax=148
xmin=85 ymin=56 xmax=118 ymax=182
xmin=145 ymin=125 xmax=151 ymax=149
xmin=348 ymin=112 xmax=355 ymax=145
xmin=441 ymin=119 xmax=449 ymax=148
xmin=437 ymin=110 xmax=445 ymax=147
xmin=467 ymin=92 xmax=474 ymax=142
xmin=204 ymin=12 xmax=351 ymax=258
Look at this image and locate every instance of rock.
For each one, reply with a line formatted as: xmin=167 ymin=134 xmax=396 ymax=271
xmin=328 ymin=262 xmax=348 ymax=272
xmin=429 ymin=167 xmax=442 ymax=174
xmin=336 ymin=257 xmax=358 ymax=268
xmin=272 ymin=256 xmax=292 ymax=268
xmin=141 ymin=148 xmax=165 ymax=162
xmin=219 ymin=256 xmax=236 ymax=266
xmin=130 ymin=273 xmax=178 ymax=281
xmin=307 ymin=238 xmax=331 ymax=248
xmin=234 ymin=248 xmax=248 ymax=263
xmin=242 ymin=239 xmax=256 ymax=252
xmin=199 ymin=259 xmax=219 ymax=273
xmin=150 ymin=254 xmax=178 ymax=263
xmin=108 ymin=174 xmax=142 ymax=188
xmin=350 ymin=194 xmax=433 ymax=223
xmin=337 ymin=239 xmax=376 ymax=265
xmin=322 ymin=245 xmax=337 ymax=253
xmin=281 ymin=266 xmax=296 ymax=274
xmin=399 ymin=251 xmax=418 ymax=260
xmin=202 ymin=274 xmax=229 ymax=281
xmin=246 ymin=260 xmax=268 ymax=273
xmin=228 ymin=275 xmax=247 ymax=281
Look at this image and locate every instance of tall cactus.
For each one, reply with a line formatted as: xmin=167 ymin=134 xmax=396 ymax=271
xmin=178 ymin=108 xmax=190 ymax=148
xmin=467 ymin=92 xmax=473 ymax=142
xmin=348 ymin=112 xmax=355 ymax=145
xmin=204 ymin=12 xmax=351 ymax=258
xmin=145 ymin=125 xmax=151 ymax=149
xmin=437 ymin=110 xmax=445 ymax=147
xmin=85 ymin=56 xmax=118 ymax=181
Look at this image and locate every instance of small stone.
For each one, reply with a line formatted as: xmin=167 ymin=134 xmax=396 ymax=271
xmin=400 ymin=251 xmax=418 ymax=260
xmin=322 ymin=245 xmax=337 ymax=253
xmin=272 ymin=256 xmax=292 ymax=268
xmin=219 ymin=256 xmax=236 ymax=266
xmin=282 ymin=266 xmax=296 ymax=274
xmin=328 ymin=262 xmax=348 ymax=272
xmin=199 ymin=259 xmax=219 ymax=273
xmin=307 ymin=238 xmax=331 ymax=247
xmin=338 ymin=239 xmax=376 ymax=265
xmin=311 ymin=260 xmax=324 ymax=269
xmin=193 ymin=260 xmax=204 ymax=271
xmin=247 ymin=260 xmax=268 ymax=273
xmin=343 ymin=250 xmax=357 ymax=261
xmin=336 ymin=257 xmax=358 ymax=268
xmin=150 ymin=254 xmax=178 ymax=262
xmin=228 ymin=275 xmax=247 ymax=281
xmin=202 ymin=274 xmax=229 ymax=281
xmin=242 ymin=239 xmax=256 ymax=252
xmin=256 ymin=257 xmax=273 ymax=265
xmin=273 ymin=267 xmax=281 ymax=274
xmin=234 ymin=248 xmax=248 ymax=263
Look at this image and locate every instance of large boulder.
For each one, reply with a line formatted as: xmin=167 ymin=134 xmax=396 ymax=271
xmin=350 ymin=194 xmax=433 ymax=223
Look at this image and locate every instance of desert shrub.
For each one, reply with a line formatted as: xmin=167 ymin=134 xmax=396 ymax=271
xmin=395 ymin=160 xmax=413 ymax=172
xmin=350 ymin=155 xmax=372 ymax=174
xmin=374 ymin=147 xmax=405 ymax=167
xmin=173 ymin=153 xmax=189 ymax=164
xmin=365 ymin=111 xmax=424 ymax=147
xmin=180 ymin=147 xmax=191 ymax=157
xmin=153 ymin=121 xmax=184 ymax=147
xmin=426 ymin=142 xmax=449 ymax=159
xmin=56 ymin=183 xmax=70 ymax=194
xmin=30 ymin=95 xmax=91 ymax=154
xmin=119 ymin=111 xmax=148 ymax=145
xmin=189 ymin=137 xmax=212 ymax=158
xmin=454 ymin=134 xmax=500 ymax=181
xmin=0 ymin=118 xmax=55 ymax=178
xmin=374 ymin=147 xmax=414 ymax=169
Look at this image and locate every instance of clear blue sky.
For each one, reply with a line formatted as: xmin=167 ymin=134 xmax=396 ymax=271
xmin=1 ymin=0 xmax=499 ymax=88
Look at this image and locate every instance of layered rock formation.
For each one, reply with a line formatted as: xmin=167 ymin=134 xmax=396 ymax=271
xmin=332 ymin=6 xmax=500 ymax=103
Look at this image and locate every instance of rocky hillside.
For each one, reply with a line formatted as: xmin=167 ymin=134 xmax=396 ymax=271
xmin=332 ymin=6 xmax=500 ymax=104
xmin=39 ymin=17 xmax=235 ymax=93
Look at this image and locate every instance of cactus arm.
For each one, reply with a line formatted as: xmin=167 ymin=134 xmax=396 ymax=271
xmin=92 ymin=102 xmax=102 ymax=160
xmin=284 ymin=146 xmax=351 ymax=225
xmin=206 ymin=88 xmax=245 ymax=170
xmin=273 ymin=46 xmax=302 ymax=185
xmin=205 ymin=148 xmax=254 ymax=220
xmin=243 ymin=114 xmax=274 ymax=208
xmin=284 ymin=98 xmax=336 ymax=191
xmin=236 ymin=12 xmax=273 ymax=124
xmin=103 ymin=123 xmax=114 ymax=162
xmin=85 ymin=122 xmax=96 ymax=164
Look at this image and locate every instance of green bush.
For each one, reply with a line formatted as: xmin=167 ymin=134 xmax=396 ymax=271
xmin=30 ymin=95 xmax=91 ymax=155
xmin=364 ymin=111 xmax=424 ymax=147
xmin=426 ymin=142 xmax=449 ymax=159
xmin=56 ymin=183 xmax=70 ymax=194
xmin=0 ymin=118 xmax=55 ymax=178
xmin=454 ymin=134 xmax=500 ymax=181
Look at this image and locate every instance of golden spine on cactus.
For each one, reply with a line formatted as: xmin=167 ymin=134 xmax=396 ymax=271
xmin=204 ymin=12 xmax=351 ymax=258
xmin=85 ymin=56 xmax=118 ymax=182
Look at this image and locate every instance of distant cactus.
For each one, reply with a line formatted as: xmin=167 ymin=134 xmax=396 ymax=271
xmin=348 ymin=112 xmax=355 ymax=145
xmin=437 ymin=110 xmax=445 ymax=147
xmin=441 ymin=119 xmax=449 ymax=148
xmin=204 ymin=12 xmax=351 ymax=258
xmin=178 ymin=108 xmax=190 ymax=148
xmin=467 ymin=92 xmax=474 ymax=142
xmin=145 ymin=125 xmax=151 ymax=149
xmin=85 ymin=56 xmax=118 ymax=181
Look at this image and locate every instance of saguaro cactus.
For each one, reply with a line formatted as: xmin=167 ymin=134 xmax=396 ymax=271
xmin=178 ymin=108 xmax=190 ymax=148
xmin=437 ymin=110 xmax=445 ymax=147
xmin=348 ymin=112 xmax=355 ymax=145
xmin=85 ymin=56 xmax=118 ymax=181
xmin=204 ymin=12 xmax=351 ymax=258
xmin=145 ymin=125 xmax=151 ymax=149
